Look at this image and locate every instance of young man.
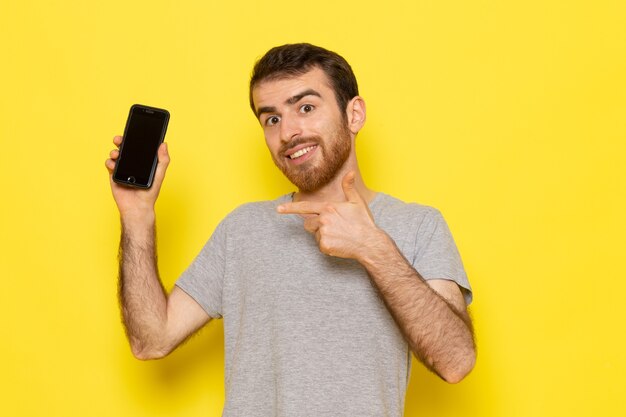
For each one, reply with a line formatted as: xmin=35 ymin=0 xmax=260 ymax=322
xmin=105 ymin=43 xmax=475 ymax=416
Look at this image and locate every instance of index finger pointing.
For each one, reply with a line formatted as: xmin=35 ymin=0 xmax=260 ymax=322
xmin=277 ymin=201 xmax=326 ymax=215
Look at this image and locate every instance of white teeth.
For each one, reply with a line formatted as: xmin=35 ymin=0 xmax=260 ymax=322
xmin=289 ymin=146 xmax=315 ymax=159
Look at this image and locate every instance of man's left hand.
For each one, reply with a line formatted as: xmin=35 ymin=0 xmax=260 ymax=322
xmin=277 ymin=172 xmax=387 ymax=260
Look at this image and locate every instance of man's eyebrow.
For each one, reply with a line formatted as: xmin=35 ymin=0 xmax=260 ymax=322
xmin=256 ymin=89 xmax=322 ymax=118
xmin=256 ymin=106 xmax=276 ymax=118
xmin=286 ymin=89 xmax=321 ymax=105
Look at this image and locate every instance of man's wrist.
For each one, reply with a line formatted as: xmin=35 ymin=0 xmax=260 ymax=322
xmin=120 ymin=209 xmax=156 ymax=232
xmin=357 ymin=228 xmax=396 ymax=267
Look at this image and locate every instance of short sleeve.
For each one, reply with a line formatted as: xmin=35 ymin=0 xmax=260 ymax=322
xmin=413 ymin=209 xmax=473 ymax=305
xmin=175 ymin=219 xmax=227 ymax=318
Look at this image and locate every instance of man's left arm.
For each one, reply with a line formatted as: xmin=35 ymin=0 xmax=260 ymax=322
xmin=358 ymin=232 xmax=475 ymax=383
xmin=277 ymin=172 xmax=476 ymax=383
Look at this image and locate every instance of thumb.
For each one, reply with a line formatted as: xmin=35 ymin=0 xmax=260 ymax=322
xmin=154 ymin=142 xmax=170 ymax=183
xmin=341 ymin=171 xmax=361 ymax=203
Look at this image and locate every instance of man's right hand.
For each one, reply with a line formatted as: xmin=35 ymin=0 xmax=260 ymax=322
xmin=104 ymin=135 xmax=170 ymax=218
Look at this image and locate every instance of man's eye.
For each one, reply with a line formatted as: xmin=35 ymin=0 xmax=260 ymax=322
xmin=300 ymin=104 xmax=314 ymax=113
xmin=266 ymin=116 xmax=280 ymax=126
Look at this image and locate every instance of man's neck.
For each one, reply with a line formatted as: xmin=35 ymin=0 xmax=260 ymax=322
xmin=292 ymin=164 xmax=377 ymax=204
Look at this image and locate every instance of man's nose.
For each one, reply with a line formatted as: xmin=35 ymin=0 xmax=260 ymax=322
xmin=279 ymin=115 xmax=302 ymax=143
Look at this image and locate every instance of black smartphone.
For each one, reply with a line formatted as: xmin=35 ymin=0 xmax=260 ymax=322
xmin=113 ymin=104 xmax=170 ymax=188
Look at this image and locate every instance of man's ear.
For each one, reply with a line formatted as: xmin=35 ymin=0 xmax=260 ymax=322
xmin=346 ymin=96 xmax=366 ymax=134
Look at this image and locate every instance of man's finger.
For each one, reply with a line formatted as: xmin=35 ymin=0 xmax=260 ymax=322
xmin=303 ymin=216 xmax=320 ymax=234
xmin=153 ymin=142 xmax=170 ymax=184
xmin=341 ymin=171 xmax=362 ymax=203
xmin=105 ymin=158 xmax=115 ymax=173
xmin=277 ymin=201 xmax=327 ymax=215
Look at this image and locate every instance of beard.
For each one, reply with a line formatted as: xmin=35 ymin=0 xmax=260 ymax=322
xmin=272 ymin=123 xmax=352 ymax=193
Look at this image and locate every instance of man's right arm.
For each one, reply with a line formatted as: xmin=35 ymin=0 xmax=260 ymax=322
xmin=106 ymin=135 xmax=211 ymax=360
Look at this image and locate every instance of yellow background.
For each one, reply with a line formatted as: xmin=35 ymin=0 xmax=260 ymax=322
xmin=1 ymin=1 xmax=624 ymax=416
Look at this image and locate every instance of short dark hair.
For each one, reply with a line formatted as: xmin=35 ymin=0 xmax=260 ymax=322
xmin=249 ymin=43 xmax=359 ymax=116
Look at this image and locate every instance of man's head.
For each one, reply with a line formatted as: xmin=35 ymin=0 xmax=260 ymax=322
xmin=249 ymin=44 xmax=365 ymax=193
xmin=249 ymin=43 xmax=359 ymax=119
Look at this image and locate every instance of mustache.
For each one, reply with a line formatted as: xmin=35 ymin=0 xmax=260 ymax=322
xmin=279 ymin=136 xmax=321 ymax=155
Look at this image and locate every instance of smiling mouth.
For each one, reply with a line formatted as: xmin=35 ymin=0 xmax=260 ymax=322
xmin=287 ymin=145 xmax=317 ymax=160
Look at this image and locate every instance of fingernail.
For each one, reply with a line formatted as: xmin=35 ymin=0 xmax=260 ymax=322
xmin=277 ymin=205 xmax=284 ymax=212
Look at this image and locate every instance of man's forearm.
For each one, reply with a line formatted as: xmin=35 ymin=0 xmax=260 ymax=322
xmin=118 ymin=211 xmax=168 ymax=359
xmin=358 ymin=231 xmax=476 ymax=383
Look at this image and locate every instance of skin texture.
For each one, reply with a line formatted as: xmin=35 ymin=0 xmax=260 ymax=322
xmin=105 ymin=66 xmax=476 ymax=382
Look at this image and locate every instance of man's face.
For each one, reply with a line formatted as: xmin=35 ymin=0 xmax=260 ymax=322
xmin=251 ymin=67 xmax=352 ymax=192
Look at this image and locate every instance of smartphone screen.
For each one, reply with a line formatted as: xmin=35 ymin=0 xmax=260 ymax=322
xmin=113 ymin=104 xmax=170 ymax=188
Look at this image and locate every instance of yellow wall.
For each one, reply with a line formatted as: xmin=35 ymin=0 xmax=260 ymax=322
xmin=1 ymin=1 xmax=624 ymax=416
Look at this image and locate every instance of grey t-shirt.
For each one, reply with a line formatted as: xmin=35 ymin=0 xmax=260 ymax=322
xmin=176 ymin=192 xmax=471 ymax=417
